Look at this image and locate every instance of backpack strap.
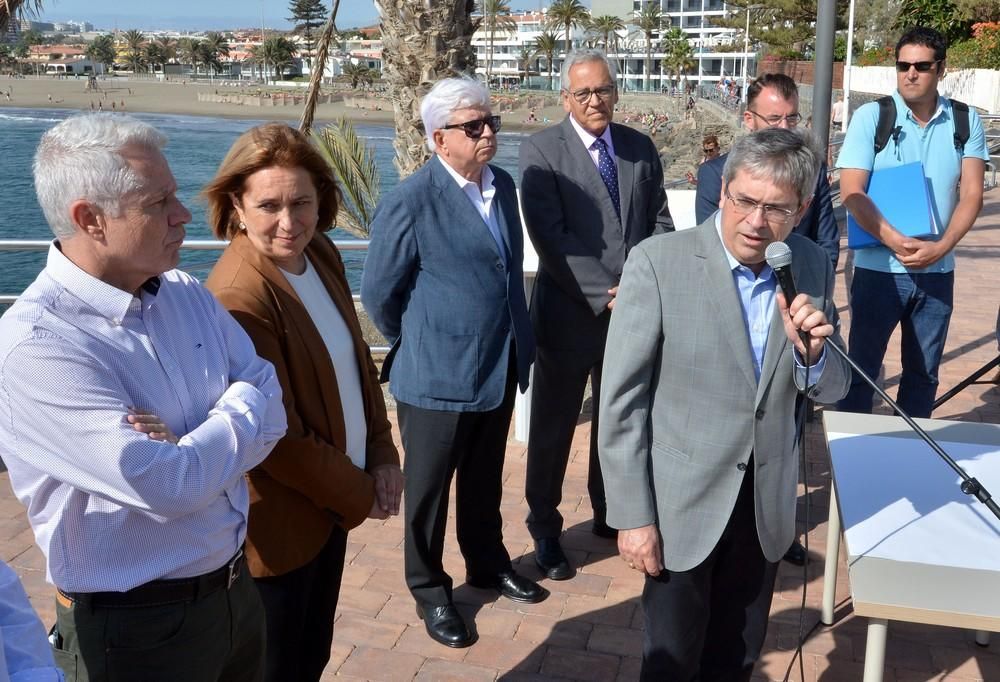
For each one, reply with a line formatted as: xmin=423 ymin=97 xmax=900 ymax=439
xmin=949 ymin=98 xmax=970 ymax=153
xmin=873 ymin=96 xmax=897 ymax=155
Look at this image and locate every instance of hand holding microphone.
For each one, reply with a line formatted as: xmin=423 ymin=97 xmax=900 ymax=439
xmin=765 ymin=241 xmax=834 ymax=360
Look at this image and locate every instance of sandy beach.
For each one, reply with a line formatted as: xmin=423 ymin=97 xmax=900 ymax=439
xmin=0 ymin=76 xmax=570 ymax=131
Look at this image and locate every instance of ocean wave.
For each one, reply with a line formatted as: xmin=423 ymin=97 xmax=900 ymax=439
xmin=0 ymin=112 xmax=62 ymax=123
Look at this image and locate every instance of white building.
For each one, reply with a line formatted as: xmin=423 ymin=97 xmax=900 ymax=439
xmin=471 ymin=11 xmax=587 ymax=88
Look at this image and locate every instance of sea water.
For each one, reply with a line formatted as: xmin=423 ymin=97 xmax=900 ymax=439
xmin=0 ymin=107 xmax=526 ymax=298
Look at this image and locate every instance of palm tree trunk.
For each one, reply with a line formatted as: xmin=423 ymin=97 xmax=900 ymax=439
xmin=375 ymin=0 xmax=477 ymax=179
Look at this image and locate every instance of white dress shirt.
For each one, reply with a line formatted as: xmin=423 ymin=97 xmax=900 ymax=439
xmin=0 ymin=244 xmax=287 ymax=592
xmin=283 ymin=257 xmax=367 ymax=469
xmin=0 ymin=560 xmax=62 ymax=681
xmin=568 ymin=114 xmax=617 ymax=168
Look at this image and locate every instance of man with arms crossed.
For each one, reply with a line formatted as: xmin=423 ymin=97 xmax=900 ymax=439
xmin=519 ymin=49 xmax=673 ymax=581
xmin=837 ymin=26 xmax=987 ymax=418
xmin=600 ymin=129 xmax=850 ymax=680
xmin=0 ymin=113 xmax=287 ymax=681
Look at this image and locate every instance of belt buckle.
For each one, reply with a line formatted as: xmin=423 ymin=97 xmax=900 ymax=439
xmin=226 ymin=548 xmax=244 ymax=589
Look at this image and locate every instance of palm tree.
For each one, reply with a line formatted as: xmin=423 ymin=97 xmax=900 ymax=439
xmin=313 ymin=118 xmax=381 ymax=238
xmin=201 ymin=32 xmax=231 ymax=77
xmin=374 ymin=0 xmax=478 ymax=178
xmin=534 ymin=30 xmax=560 ymax=91
xmin=144 ymin=43 xmax=166 ymax=74
xmin=123 ymin=29 xmax=146 ymax=74
xmin=147 ymin=36 xmax=175 ymax=73
xmin=631 ymin=2 xmax=666 ymax=92
xmin=85 ymin=34 xmax=117 ymax=72
xmin=660 ymin=27 xmax=695 ymax=93
xmin=176 ymin=37 xmax=200 ymax=74
xmin=251 ymin=36 xmax=297 ymax=82
xmin=516 ymin=42 xmax=537 ymax=87
xmin=588 ymin=14 xmax=625 ymax=53
xmin=480 ymin=0 xmax=516 ymax=85
xmin=342 ymin=61 xmax=375 ymax=89
xmin=545 ymin=0 xmax=589 ymax=55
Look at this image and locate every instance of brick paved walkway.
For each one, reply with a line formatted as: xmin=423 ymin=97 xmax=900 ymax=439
xmin=2 ymin=190 xmax=999 ymax=681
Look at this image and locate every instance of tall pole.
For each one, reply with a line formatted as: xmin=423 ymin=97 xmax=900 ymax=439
xmin=842 ymin=0 xmax=856 ymax=132
xmin=813 ymin=0 xmax=836 ymax=149
xmin=261 ymin=1 xmax=267 ymax=83
xmin=741 ymin=7 xmax=750 ymax=103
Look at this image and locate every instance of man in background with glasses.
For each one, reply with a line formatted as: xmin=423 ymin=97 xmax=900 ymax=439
xmin=363 ymin=77 xmax=545 ymax=650
xmin=836 ymin=26 xmax=987 ymax=419
xmin=599 ymin=128 xmax=850 ymax=680
xmin=696 ymin=73 xmax=840 ymax=271
xmin=519 ymin=49 xmax=673 ymax=582
xmin=695 ymin=72 xmax=839 ymax=568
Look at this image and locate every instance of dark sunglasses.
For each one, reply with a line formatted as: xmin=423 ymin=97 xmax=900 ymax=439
xmin=895 ymin=59 xmax=941 ymax=73
xmin=442 ymin=115 xmax=501 ymax=138
xmin=703 ymin=146 xmax=718 ymax=153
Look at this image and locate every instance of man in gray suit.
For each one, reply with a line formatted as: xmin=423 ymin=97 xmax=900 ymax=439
xmin=519 ymin=49 xmax=673 ymax=580
xmin=599 ymin=128 xmax=851 ymax=680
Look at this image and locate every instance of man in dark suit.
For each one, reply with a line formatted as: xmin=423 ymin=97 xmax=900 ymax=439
xmin=696 ymin=73 xmax=840 ymax=270
xmin=695 ymin=72 xmax=840 ymax=566
xmin=600 ymin=128 xmax=850 ymax=680
xmin=362 ymin=77 xmax=545 ymax=649
xmin=519 ymin=49 xmax=673 ymax=581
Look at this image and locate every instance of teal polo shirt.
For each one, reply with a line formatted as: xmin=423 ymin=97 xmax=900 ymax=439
xmin=836 ymin=90 xmax=988 ymax=274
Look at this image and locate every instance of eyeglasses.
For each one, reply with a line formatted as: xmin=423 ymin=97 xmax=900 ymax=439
xmin=747 ymin=110 xmax=802 ymax=127
xmin=442 ymin=115 xmax=501 ymax=138
xmin=895 ymin=59 xmax=941 ymax=73
xmin=565 ymin=85 xmax=616 ymax=104
xmin=703 ymin=146 xmax=719 ymax=154
xmin=725 ymin=189 xmax=798 ymax=225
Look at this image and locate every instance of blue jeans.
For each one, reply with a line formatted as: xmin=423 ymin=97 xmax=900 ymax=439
xmin=838 ymin=268 xmax=954 ymax=418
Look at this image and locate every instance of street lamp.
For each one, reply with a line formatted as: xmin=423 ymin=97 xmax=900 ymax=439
xmin=842 ymin=0 xmax=856 ymax=132
xmin=740 ymin=5 xmax=760 ymax=104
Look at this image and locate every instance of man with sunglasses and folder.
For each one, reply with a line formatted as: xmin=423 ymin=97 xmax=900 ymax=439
xmin=836 ymin=26 xmax=988 ymax=419
xmin=363 ymin=77 xmax=544 ymax=650
xmin=518 ymin=49 xmax=673 ymax=582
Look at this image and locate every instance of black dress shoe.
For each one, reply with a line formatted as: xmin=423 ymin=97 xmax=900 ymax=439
xmin=534 ymin=537 xmax=574 ymax=581
xmin=466 ymin=569 xmax=549 ymax=604
xmin=416 ymin=603 xmax=477 ymax=648
xmin=783 ymin=539 xmax=807 ymax=566
xmin=591 ymin=519 xmax=618 ymax=539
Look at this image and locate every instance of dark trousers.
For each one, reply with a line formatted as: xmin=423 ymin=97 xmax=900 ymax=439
xmin=640 ymin=462 xmax=778 ymax=682
xmin=52 ymin=566 xmax=265 ymax=682
xmin=397 ymin=372 xmax=517 ymax=608
xmin=254 ymin=525 xmax=348 ymax=682
xmin=525 ymin=343 xmax=607 ymax=539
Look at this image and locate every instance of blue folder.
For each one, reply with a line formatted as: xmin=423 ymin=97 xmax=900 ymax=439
xmin=847 ymin=161 xmax=936 ymax=249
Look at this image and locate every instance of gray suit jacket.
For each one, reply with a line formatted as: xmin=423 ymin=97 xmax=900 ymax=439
xmin=597 ymin=221 xmax=850 ymax=571
xmin=519 ymin=117 xmax=673 ymax=351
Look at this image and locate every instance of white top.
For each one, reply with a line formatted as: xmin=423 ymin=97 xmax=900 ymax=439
xmin=283 ymin=257 xmax=367 ymax=469
xmin=568 ymin=114 xmax=617 ymax=168
xmin=0 ymin=244 xmax=286 ymax=592
xmin=436 ymin=156 xmax=507 ymax=265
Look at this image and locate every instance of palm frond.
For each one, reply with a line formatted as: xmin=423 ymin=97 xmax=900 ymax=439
xmin=1 ymin=0 xmax=44 ymax=32
xmin=312 ymin=118 xmax=381 ymax=238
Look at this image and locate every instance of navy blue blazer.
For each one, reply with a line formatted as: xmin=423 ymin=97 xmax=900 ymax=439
xmin=695 ymin=153 xmax=840 ymax=268
xmin=361 ymin=157 xmax=534 ymax=412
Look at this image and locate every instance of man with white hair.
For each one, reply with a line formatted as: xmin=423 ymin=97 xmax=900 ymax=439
xmin=363 ymin=77 xmax=545 ymax=649
xmin=0 ymin=113 xmax=287 ymax=680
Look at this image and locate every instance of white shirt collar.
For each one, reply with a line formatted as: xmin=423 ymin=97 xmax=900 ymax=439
xmin=436 ymin=155 xmax=495 ymax=194
xmin=568 ymin=114 xmax=614 ymax=153
xmin=45 ymin=241 xmax=147 ymax=322
xmin=713 ymin=212 xmax=774 ymax=279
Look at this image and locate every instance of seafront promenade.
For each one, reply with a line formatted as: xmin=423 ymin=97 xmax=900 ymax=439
xmin=1 ymin=187 xmax=999 ymax=680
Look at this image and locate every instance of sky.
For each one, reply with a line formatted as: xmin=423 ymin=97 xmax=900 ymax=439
xmin=36 ymin=0 xmax=576 ymax=32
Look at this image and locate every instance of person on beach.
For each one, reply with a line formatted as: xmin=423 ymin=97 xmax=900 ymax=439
xmin=0 ymin=113 xmax=287 ymax=681
xmin=363 ymin=76 xmax=545 ymax=649
xmin=203 ymin=123 xmax=403 ymax=681
xmin=518 ymin=49 xmax=673 ymax=582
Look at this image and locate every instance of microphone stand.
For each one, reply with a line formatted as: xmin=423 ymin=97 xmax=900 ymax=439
xmin=823 ymin=339 xmax=1000 ymax=522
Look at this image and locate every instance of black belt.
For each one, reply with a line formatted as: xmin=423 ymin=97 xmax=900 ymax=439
xmin=59 ymin=547 xmax=245 ymax=609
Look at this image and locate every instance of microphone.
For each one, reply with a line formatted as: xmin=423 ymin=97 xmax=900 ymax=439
xmin=764 ymin=240 xmax=797 ymax=303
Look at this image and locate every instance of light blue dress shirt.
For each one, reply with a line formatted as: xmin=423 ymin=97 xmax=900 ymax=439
xmin=0 ymin=244 xmax=287 ymax=593
xmin=715 ymin=219 xmax=825 ymax=383
xmin=0 ymin=560 xmax=62 ymax=681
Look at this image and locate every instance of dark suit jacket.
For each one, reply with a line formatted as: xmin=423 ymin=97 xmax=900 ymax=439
xmin=361 ymin=158 xmax=534 ymax=412
xmin=519 ymin=116 xmax=673 ymax=351
xmin=206 ymin=232 xmax=399 ymax=577
xmin=695 ymin=152 xmax=840 ymax=268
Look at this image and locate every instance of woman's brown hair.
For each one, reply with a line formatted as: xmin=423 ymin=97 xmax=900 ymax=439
xmin=202 ymin=122 xmax=342 ymax=239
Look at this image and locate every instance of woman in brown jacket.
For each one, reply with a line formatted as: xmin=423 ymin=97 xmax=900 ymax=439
xmin=204 ymin=123 xmax=403 ymax=681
